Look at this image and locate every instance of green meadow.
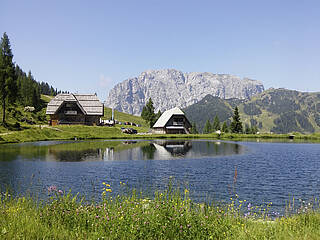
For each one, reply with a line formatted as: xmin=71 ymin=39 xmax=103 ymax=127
xmin=0 ymin=124 xmax=320 ymax=144
xmin=1 ymin=184 xmax=320 ymax=239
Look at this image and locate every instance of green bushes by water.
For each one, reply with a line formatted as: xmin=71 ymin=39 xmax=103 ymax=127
xmin=1 ymin=184 xmax=320 ymax=239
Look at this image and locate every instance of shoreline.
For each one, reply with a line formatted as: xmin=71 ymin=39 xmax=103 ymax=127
xmin=0 ymin=125 xmax=320 ymax=144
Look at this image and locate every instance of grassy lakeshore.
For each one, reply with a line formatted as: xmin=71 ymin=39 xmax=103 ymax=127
xmin=0 ymin=124 xmax=320 ymax=144
xmin=1 ymin=186 xmax=320 ymax=239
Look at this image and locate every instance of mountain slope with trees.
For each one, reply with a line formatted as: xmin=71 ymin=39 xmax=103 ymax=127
xmin=0 ymin=32 xmax=63 ymax=127
xmin=184 ymin=88 xmax=320 ymax=134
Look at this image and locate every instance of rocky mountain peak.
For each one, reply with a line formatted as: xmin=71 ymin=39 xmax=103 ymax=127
xmin=105 ymin=69 xmax=264 ymax=115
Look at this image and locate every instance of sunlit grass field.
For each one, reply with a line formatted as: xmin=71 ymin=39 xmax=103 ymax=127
xmin=1 ymin=183 xmax=320 ymax=239
xmin=1 ymin=124 xmax=320 ymax=144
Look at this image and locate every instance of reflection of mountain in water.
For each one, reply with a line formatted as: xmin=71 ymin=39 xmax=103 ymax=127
xmin=188 ymin=141 xmax=244 ymax=157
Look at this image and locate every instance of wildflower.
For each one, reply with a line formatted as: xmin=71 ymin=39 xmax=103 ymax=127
xmin=102 ymin=182 xmax=111 ymax=187
xmin=184 ymin=189 xmax=189 ymax=194
xmin=47 ymin=185 xmax=57 ymax=193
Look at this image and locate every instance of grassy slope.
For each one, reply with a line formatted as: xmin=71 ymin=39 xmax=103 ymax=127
xmin=184 ymin=89 xmax=320 ymax=134
xmin=0 ymin=94 xmax=52 ymax=133
xmin=102 ymin=107 xmax=150 ymax=132
xmin=240 ymin=89 xmax=320 ymax=134
xmin=102 ymin=107 xmax=148 ymax=128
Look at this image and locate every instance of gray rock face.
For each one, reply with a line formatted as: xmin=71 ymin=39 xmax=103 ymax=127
xmin=105 ymin=69 xmax=264 ymax=115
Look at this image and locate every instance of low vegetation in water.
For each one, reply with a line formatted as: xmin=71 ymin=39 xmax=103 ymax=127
xmin=1 ymin=183 xmax=320 ymax=239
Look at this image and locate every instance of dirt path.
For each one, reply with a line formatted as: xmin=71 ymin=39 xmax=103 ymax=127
xmin=33 ymin=125 xmax=63 ymax=131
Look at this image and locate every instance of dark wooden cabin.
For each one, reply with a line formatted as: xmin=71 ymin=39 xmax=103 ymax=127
xmin=46 ymin=94 xmax=103 ymax=126
xmin=152 ymin=107 xmax=191 ymax=134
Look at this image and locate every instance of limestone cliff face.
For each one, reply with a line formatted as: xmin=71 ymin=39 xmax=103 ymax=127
xmin=105 ymin=69 xmax=264 ymax=115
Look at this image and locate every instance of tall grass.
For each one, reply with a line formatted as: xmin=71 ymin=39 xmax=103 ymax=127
xmin=1 ymin=184 xmax=320 ymax=239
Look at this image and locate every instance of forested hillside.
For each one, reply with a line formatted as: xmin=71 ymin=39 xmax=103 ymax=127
xmin=184 ymin=88 xmax=320 ymax=134
xmin=0 ymin=32 xmax=64 ymax=126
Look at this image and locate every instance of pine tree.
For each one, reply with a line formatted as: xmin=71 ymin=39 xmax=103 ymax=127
xmin=245 ymin=123 xmax=251 ymax=134
xmin=203 ymin=119 xmax=212 ymax=134
xmin=251 ymin=125 xmax=258 ymax=134
xmin=230 ymin=106 xmax=243 ymax=133
xmin=191 ymin=122 xmax=198 ymax=134
xmin=0 ymin=33 xmax=17 ymax=124
xmin=141 ymin=98 xmax=157 ymax=127
xmin=212 ymin=115 xmax=220 ymax=131
xmin=153 ymin=110 xmax=162 ymax=125
xmin=222 ymin=121 xmax=229 ymax=133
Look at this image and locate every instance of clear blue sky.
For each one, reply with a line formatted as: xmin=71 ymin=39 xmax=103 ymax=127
xmin=1 ymin=0 xmax=320 ymax=101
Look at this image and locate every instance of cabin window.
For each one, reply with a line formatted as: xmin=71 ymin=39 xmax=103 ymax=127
xmin=173 ymin=117 xmax=184 ymax=125
xmin=64 ymin=110 xmax=77 ymax=115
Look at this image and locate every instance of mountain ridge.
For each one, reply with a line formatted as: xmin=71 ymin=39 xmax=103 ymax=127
xmin=184 ymin=88 xmax=320 ymax=134
xmin=105 ymin=69 xmax=264 ymax=115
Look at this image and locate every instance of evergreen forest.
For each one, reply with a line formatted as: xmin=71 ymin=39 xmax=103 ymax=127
xmin=0 ymin=32 xmax=63 ymax=126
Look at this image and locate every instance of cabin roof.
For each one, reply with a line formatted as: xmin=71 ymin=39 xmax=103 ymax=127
xmin=153 ymin=107 xmax=185 ymax=128
xmin=46 ymin=93 xmax=103 ymax=115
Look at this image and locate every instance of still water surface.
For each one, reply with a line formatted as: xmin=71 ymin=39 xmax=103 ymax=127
xmin=0 ymin=139 xmax=320 ymax=212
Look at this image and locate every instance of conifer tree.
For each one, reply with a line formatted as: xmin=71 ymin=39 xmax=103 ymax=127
xmin=0 ymin=33 xmax=17 ymax=124
xmin=230 ymin=106 xmax=243 ymax=133
xmin=222 ymin=121 xmax=229 ymax=133
xmin=251 ymin=125 xmax=258 ymax=134
xmin=141 ymin=98 xmax=157 ymax=127
xmin=212 ymin=115 xmax=220 ymax=131
xmin=203 ymin=119 xmax=212 ymax=134
xmin=245 ymin=123 xmax=251 ymax=134
xmin=191 ymin=122 xmax=198 ymax=134
xmin=155 ymin=110 xmax=162 ymax=122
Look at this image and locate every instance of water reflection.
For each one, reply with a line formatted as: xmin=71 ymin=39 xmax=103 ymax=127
xmin=2 ymin=139 xmax=320 ymax=214
xmin=99 ymin=140 xmax=244 ymax=161
xmin=0 ymin=140 xmax=244 ymax=162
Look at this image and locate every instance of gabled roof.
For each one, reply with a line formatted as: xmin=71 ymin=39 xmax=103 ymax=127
xmin=46 ymin=93 xmax=103 ymax=116
xmin=153 ymin=107 xmax=185 ymax=128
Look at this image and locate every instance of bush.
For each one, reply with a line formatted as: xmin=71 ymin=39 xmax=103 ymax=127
xmin=13 ymin=122 xmax=20 ymax=129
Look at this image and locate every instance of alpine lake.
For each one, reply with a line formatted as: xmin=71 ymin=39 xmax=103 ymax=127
xmin=1 ymin=138 xmax=320 ymax=214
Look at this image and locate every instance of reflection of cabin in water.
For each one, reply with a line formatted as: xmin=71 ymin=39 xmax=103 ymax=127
xmin=152 ymin=107 xmax=191 ymax=134
xmin=153 ymin=141 xmax=192 ymax=157
xmin=46 ymin=94 xmax=104 ymax=126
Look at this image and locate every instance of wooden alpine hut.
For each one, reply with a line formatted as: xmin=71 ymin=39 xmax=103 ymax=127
xmin=152 ymin=107 xmax=191 ymax=134
xmin=46 ymin=93 xmax=104 ymax=126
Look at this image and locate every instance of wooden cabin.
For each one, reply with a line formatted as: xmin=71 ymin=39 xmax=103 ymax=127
xmin=46 ymin=94 xmax=104 ymax=126
xmin=152 ymin=107 xmax=191 ymax=134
